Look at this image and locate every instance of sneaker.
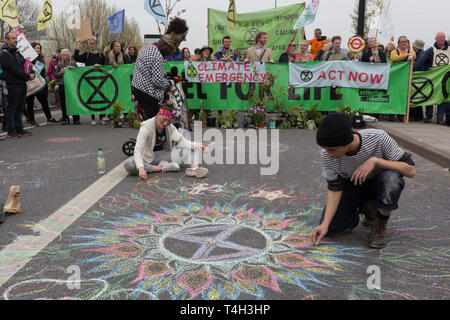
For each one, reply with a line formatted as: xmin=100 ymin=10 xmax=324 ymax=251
xmin=7 ymin=133 xmax=21 ymax=139
xmin=17 ymin=129 xmax=32 ymax=136
xmin=185 ymin=167 xmax=209 ymax=178
xmin=47 ymin=117 xmax=58 ymax=124
xmin=30 ymin=120 xmax=39 ymax=127
xmin=73 ymin=120 xmax=81 ymax=125
xmin=161 ymin=162 xmax=180 ymax=173
xmin=437 ymin=119 xmax=445 ymax=125
xmin=58 ymin=118 xmax=67 ymax=123
xmin=91 ymin=120 xmax=97 ymax=126
xmin=100 ymin=118 xmax=107 ymax=126
xmin=368 ymin=212 xmax=389 ymax=249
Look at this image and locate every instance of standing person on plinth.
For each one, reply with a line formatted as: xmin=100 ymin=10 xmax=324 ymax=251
xmin=214 ymin=36 xmax=239 ymax=62
xmin=132 ymin=18 xmax=189 ymax=121
xmin=244 ymin=32 xmax=275 ymax=63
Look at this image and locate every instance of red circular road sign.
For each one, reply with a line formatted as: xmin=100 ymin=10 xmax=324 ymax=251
xmin=348 ymin=36 xmax=365 ymax=53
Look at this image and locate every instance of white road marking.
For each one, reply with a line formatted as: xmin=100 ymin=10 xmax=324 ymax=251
xmin=0 ymin=160 xmax=129 ymax=288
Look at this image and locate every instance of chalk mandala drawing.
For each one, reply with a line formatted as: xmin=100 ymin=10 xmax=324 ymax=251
xmin=3 ymin=195 xmax=366 ymax=300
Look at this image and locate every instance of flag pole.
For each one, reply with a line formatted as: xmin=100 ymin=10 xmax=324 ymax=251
xmin=405 ymin=61 xmax=414 ymax=124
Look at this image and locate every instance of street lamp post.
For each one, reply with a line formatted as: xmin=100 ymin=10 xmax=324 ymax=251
xmin=357 ymin=0 xmax=366 ymax=37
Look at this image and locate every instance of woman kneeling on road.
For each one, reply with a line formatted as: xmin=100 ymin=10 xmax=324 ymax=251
xmin=124 ymin=101 xmax=209 ymax=179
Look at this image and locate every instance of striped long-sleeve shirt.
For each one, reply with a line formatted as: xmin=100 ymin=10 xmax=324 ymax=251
xmin=321 ymin=129 xmax=414 ymax=191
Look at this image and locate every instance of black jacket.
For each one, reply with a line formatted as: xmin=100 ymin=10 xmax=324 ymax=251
xmin=415 ymin=41 xmax=449 ymax=71
xmin=361 ymin=49 xmax=387 ymax=63
xmin=0 ymin=44 xmax=31 ymax=86
xmin=74 ymin=49 xmax=106 ymax=66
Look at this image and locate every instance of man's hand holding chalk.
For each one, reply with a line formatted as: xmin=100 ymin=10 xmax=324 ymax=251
xmin=310 ymin=224 xmax=329 ymax=246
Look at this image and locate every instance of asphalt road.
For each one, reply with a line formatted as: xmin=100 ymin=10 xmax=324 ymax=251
xmin=0 ymin=115 xmax=449 ymax=301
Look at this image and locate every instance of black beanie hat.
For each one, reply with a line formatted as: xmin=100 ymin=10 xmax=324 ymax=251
xmin=316 ymin=113 xmax=354 ymax=147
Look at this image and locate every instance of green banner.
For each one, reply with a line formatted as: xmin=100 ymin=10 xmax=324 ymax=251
xmin=165 ymin=61 xmax=411 ymax=115
xmin=208 ymin=4 xmax=304 ymax=62
xmin=411 ymin=65 xmax=450 ymax=107
xmin=65 ymin=62 xmax=413 ymax=116
xmin=65 ymin=65 xmax=135 ymax=116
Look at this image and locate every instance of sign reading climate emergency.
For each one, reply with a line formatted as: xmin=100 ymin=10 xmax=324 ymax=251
xmin=185 ymin=61 xmax=267 ymax=83
xmin=290 ymin=61 xmax=391 ymax=90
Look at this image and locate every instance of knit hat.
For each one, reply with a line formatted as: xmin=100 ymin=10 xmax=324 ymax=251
xmin=316 ymin=113 xmax=354 ymax=147
xmin=161 ymin=17 xmax=189 ymax=49
xmin=412 ymin=40 xmax=425 ymax=50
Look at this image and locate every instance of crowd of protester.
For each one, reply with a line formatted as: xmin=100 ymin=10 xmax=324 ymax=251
xmin=0 ymin=28 xmax=449 ymax=140
xmin=0 ymin=35 xmax=140 ymax=138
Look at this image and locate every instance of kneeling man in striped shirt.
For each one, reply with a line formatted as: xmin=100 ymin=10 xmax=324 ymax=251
xmin=310 ymin=113 xmax=416 ymax=249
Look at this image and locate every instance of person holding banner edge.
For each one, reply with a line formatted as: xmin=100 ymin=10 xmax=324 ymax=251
xmin=415 ymin=32 xmax=450 ymax=125
xmin=74 ymin=39 xmax=107 ymax=126
xmin=310 ymin=113 xmax=416 ymax=249
xmin=132 ymin=17 xmax=188 ymax=120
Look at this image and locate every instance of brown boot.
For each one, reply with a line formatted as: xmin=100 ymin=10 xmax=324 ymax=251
xmin=3 ymin=186 xmax=22 ymax=214
xmin=361 ymin=200 xmax=377 ymax=228
xmin=368 ymin=211 xmax=389 ymax=249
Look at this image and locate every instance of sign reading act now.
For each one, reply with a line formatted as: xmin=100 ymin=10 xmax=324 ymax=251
xmin=290 ymin=61 xmax=391 ymax=90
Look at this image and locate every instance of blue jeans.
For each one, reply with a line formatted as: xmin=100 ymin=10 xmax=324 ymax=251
xmin=426 ymin=103 xmax=450 ymax=121
xmin=437 ymin=103 xmax=450 ymax=122
xmin=319 ymin=170 xmax=406 ymax=236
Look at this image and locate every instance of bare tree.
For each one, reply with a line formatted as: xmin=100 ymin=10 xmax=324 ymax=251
xmin=350 ymin=0 xmax=392 ymax=38
xmin=155 ymin=0 xmax=186 ymax=35
xmin=0 ymin=0 xmax=43 ymax=39
xmin=47 ymin=0 xmax=143 ymax=55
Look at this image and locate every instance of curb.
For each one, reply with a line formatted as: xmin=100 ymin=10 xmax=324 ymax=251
xmin=367 ymin=124 xmax=450 ymax=169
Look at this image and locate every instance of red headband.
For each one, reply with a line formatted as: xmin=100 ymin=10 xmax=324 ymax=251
xmin=158 ymin=109 xmax=177 ymax=120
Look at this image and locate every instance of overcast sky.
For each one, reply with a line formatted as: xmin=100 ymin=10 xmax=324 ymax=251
xmin=52 ymin=0 xmax=450 ymax=50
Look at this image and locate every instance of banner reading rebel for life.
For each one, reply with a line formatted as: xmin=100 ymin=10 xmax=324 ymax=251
xmin=64 ymin=65 xmax=135 ymax=116
xmin=185 ymin=61 xmax=267 ymax=83
xmin=208 ymin=3 xmax=304 ymax=62
xmin=290 ymin=61 xmax=391 ymax=90
xmin=64 ymin=62 xmax=415 ymax=116
xmin=166 ymin=61 xmax=410 ymax=115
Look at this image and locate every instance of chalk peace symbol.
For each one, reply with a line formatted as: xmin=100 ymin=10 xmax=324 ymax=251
xmin=77 ymin=69 xmax=119 ymax=112
xmin=187 ymin=65 xmax=198 ymax=78
xmin=300 ymin=70 xmax=313 ymax=82
xmin=411 ymin=77 xmax=434 ymax=104
xmin=435 ymin=54 xmax=449 ymax=67
xmin=244 ymin=28 xmax=260 ymax=46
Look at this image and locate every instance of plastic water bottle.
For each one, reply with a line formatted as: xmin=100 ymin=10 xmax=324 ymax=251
xmin=97 ymin=148 xmax=106 ymax=174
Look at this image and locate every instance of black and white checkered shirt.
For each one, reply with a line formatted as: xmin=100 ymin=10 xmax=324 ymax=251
xmin=132 ymin=45 xmax=170 ymax=102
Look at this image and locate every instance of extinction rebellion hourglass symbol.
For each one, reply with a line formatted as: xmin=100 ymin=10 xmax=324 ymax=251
xmin=186 ymin=62 xmax=198 ymax=79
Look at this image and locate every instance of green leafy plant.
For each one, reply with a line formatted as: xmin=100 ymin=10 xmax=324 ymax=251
xmin=112 ymin=102 xmax=123 ymax=121
xmin=217 ymin=114 xmax=225 ymax=127
xmin=307 ymin=104 xmax=324 ymax=127
xmin=285 ymin=106 xmax=308 ymax=129
xmin=223 ymin=110 xmax=237 ymax=129
xmin=134 ymin=120 xmax=141 ymax=129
